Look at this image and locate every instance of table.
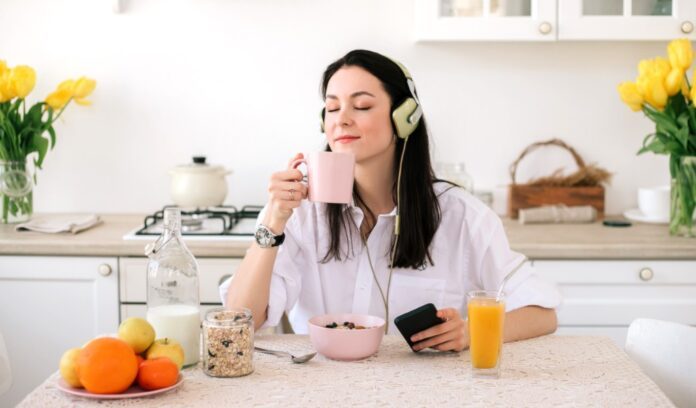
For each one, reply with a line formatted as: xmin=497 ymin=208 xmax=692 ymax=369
xmin=18 ymin=335 xmax=674 ymax=407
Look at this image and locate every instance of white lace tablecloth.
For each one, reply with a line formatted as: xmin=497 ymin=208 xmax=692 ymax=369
xmin=18 ymin=335 xmax=674 ymax=407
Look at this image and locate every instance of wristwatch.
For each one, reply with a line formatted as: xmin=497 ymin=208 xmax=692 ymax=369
xmin=254 ymin=224 xmax=285 ymax=248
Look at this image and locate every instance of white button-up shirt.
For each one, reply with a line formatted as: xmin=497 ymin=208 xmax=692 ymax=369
xmin=220 ymin=183 xmax=561 ymax=334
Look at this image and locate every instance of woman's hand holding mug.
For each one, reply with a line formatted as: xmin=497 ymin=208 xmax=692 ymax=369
xmin=263 ymin=153 xmax=308 ymax=234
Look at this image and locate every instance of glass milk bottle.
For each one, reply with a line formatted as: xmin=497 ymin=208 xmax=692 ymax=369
xmin=146 ymin=207 xmax=200 ymax=367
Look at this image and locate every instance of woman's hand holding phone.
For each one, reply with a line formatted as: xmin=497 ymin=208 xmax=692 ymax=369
xmin=410 ymin=308 xmax=469 ymax=352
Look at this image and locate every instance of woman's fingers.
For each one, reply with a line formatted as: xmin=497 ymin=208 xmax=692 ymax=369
xmin=269 ymin=181 xmax=308 ymax=199
xmin=271 ymin=168 xmax=304 ymax=182
xmin=411 ymin=308 xmax=467 ymax=352
xmin=287 ymin=153 xmax=304 ymax=169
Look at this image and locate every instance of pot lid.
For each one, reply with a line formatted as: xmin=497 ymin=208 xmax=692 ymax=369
xmin=171 ymin=156 xmax=228 ymax=174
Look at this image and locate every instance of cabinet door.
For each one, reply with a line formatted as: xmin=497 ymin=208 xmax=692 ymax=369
xmin=532 ymin=260 xmax=696 ymax=346
xmin=559 ymin=0 xmax=696 ymax=40
xmin=415 ymin=0 xmax=557 ymax=41
xmin=0 ymin=256 xmax=119 ymax=407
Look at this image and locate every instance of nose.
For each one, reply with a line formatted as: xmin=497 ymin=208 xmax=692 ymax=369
xmin=334 ymin=107 xmax=353 ymax=128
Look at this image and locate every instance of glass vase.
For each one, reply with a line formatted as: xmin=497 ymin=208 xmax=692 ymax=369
xmin=670 ymin=156 xmax=696 ymax=237
xmin=0 ymin=160 xmax=33 ymax=224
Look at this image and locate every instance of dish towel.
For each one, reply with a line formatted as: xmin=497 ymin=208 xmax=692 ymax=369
xmin=518 ymin=205 xmax=597 ymax=224
xmin=15 ymin=214 xmax=102 ymax=234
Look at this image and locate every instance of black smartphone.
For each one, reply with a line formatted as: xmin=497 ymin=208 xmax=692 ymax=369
xmin=603 ymin=220 xmax=632 ymax=227
xmin=393 ymin=303 xmax=444 ymax=352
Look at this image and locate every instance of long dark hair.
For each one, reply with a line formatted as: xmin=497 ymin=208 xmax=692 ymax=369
xmin=320 ymin=49 xmax=443 ymax=269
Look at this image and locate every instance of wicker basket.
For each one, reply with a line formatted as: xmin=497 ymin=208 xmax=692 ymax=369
xmin=508 ymin=139 xmax=605 ymax=219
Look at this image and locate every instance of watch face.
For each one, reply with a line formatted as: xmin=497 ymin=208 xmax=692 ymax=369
xmin=255 ymin=226 xmax=273 ymax=247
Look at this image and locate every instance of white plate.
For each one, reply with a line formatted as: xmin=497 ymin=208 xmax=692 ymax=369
xmin=623 ymin=208 xmax=669 ymax=224
xmin=56 ymin=374 xmax=183 ymax=400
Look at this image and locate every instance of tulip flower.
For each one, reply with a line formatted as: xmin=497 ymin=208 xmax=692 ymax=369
xmin=0 ymin=71 xmax=15 ymax=103
xmin=45 ymin=88 xmax=73 ymax=110
xmin=72 ymin=77 xmax=96 ymax=105
xmin=665 ymin=68 xmax=684 ymax=96
xmin=618 ymin=82 xmax=644 ymax=111
xmin=643 ymin=74 xmax=668 ymax=110
xmin=9 ymin=65 xmax=36 ymax=99
xmin=667 ymin=38 xmax=693 ymax=71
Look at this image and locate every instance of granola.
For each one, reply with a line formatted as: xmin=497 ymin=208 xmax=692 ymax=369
xmin=203 ymin=309 xmax=254 ymax=377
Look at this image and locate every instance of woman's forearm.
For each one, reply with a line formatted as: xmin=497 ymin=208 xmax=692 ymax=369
xmin=225 ymin=244 xmax=279 ymax=330
xmin=503 ymin=306 xmax=558 ymax=343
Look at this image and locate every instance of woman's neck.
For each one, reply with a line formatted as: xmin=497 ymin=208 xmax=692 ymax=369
xmin=354 ymin=153 xmax=395 ymax=216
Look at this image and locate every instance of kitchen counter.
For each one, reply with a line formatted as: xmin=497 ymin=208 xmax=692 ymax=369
xmin=0 ymin=214 xmax=695 ymax=259
xmin=17 ymin=334 xmax=673 ymax=407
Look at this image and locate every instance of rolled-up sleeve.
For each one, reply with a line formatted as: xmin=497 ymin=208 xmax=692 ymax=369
xmin=219 ymin=208 xmax=305 ymax=329
xmin=476 ymin=213 xmax=562 ymax=312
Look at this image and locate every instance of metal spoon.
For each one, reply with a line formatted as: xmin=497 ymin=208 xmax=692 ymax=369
xmin=254 ymin=346 xmax=317 ymax=364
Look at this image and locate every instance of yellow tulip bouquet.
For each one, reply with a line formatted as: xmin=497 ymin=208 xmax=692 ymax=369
xmin=0 ymin=59 xmax=95 ymax=223
xmin=618 ymin=39 xmax=696 ymax=236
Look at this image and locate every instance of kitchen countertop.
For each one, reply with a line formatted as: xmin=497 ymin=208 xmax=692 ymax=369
xmin=1 ymin=214 xmax=695 ymax=259
xmin=17 ymin=334 xmax=674 ymax=407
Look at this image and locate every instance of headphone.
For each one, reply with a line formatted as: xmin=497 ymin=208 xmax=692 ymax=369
xmin=320 ymin=58 xmax=423 ymax=140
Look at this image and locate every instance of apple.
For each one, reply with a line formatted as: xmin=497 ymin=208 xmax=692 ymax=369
xmin=145 ymin=338 xmax=184 ymax=370
xmin=59 ymin=347 xmax=83 ymax=388
xmin=118 ymin=317 xmax=155 ymax=354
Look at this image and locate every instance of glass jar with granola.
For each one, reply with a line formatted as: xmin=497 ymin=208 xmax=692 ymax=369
xmin=203 ymin=307 xmax=254 ymax=377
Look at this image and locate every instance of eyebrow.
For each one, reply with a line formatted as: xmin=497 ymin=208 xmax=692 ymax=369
xmin=325 ymin=91 xmax=376 ymax=100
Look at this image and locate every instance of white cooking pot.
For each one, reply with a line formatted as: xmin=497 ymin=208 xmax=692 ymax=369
xmin=169 ymin=156 xmax=232 ymax=208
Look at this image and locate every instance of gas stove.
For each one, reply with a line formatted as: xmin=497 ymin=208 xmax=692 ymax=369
xmin=123 ymin=205 xmax=261 ymax=241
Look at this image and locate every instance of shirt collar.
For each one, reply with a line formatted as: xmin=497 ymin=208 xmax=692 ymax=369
xmin=343 ymin=199 xmax=397 ymax=218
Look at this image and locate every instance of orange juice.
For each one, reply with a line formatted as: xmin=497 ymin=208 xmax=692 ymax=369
xmin=468 ymin=296 xmax=505 ymax=369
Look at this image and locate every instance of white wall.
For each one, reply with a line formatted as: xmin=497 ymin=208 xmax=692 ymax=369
xmin=0 ymin=0 xmax=668 ymax=215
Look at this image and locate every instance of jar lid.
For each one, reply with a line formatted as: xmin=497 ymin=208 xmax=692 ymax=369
xmin=205 ymin=307 xmax=252 ymax=325
xmin=171 ymin=156 xmax=228 ymax=175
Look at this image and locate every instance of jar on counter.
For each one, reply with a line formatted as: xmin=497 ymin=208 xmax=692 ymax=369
xmin=203 ymin=307 xmax=254 ymax=377
xmin=435 ymin=162 xmax=474 ymax=193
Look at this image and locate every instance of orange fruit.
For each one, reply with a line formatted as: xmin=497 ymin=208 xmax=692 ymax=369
xmin=137 ymin=358 xmax=179 ymax=390
xmin=76 ymin=337 xmax=138 ymax=394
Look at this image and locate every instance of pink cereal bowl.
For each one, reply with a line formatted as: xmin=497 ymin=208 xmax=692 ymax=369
xmin=308 ymin=313 xmax=385 ymax=361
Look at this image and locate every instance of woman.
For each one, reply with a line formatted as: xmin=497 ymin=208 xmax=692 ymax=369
xmin=221 ymin=49 xmax=560 ymax=352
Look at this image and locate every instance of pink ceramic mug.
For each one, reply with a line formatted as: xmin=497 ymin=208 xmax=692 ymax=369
xmin=292 ymin=152 xmax=355 ymax=204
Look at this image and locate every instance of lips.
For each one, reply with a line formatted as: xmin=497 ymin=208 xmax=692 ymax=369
xmin=335 ymin=135 xmax=360 ymax=144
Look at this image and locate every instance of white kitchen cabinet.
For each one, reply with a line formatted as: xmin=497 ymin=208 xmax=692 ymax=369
xmin=416 ymin=0 xmax=558 ymax=41
xmin=415 ymin=0 xmax=696 ymax=41
xmin=531 ymin=259 xmax=696 ymax=346
xmin=0 ymin=256 xmax=119 ymax=408
xmin=559 ymin=0 xmax=696 ymax=40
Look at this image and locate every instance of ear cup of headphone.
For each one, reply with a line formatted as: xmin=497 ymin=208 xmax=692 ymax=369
xmin=391 ymin=97 xmax=423 ymax=140
xmin=319 ymin=108 xmax=326 ymax=133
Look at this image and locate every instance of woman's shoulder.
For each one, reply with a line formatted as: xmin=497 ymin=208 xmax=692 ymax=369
xmin=433 ymin=181 xmax=501 ymax=231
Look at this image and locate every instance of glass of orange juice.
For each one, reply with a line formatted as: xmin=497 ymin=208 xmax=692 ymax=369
xmin=467 ymin=290 xmax=505 ymax=378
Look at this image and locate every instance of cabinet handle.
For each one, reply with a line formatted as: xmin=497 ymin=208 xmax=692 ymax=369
xmin=639 ymin=267 xmax=654 ymax=281
xmin=98 ymin=263 xmax=112 ymax=277
xmin=219 ymin=274 xmax=232 ymax=286
xmin=538 ymin=21 xmax=552 ymax=35
xmin=681 ymin=21 xmax=694 ymax=34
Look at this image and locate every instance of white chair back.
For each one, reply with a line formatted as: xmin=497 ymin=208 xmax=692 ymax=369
xmin=625 ymin=318 xmax=696 ymax=408
xmin=0 ymin=330 xmax=11 ymax=396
